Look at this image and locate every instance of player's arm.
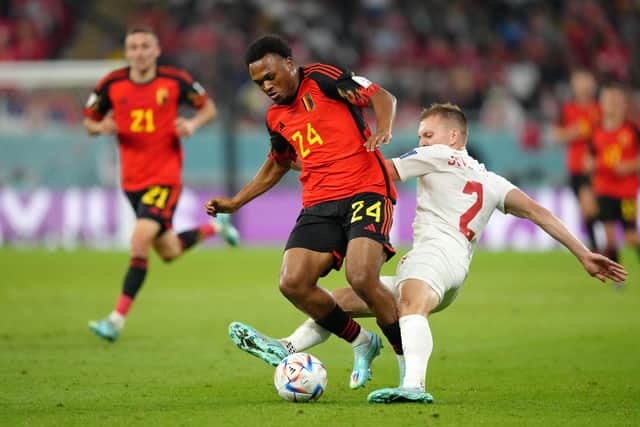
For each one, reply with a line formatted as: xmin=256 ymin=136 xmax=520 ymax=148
xmin=552 ymin=123 xmax=582 ymax=145
xmin=175 ymin=98 xmax=217 ymax=137
xmin=83 ymin=115 xmax=117 ymax=136
xmin=205 ymin=129 xmax=294 ymax=215
xmin=83 ymin=86 xmax=115 ymax=136
xmin=614 ymin=129 xmax=640 ymax=175
xmin=365 ymin=87 xmax=396 ymax=152
xmin=504 ymin=188 xmax=627 ymax=283
xmin=385 ymin=159 xmax=400 ymax=181
xmin=205 ymin=157 xmax=290 ymax=216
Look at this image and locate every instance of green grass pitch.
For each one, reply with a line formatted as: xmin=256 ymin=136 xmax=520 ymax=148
xmin=1 ymin=247 xmax=638 ymax=426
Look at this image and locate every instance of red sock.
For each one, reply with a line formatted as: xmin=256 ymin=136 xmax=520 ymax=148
xmin=115 ymin=294 xmax=134 ymax=316
xmin=199 ymin=223 xmax=215 ymax=238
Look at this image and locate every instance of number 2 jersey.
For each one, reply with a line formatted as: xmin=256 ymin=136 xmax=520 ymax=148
xmin=83 ymin=66 xmax=209 ymax=191
xmin=392 ymin=145 xmax=516 ymax=259
xmin=266 ymin=63 xmax=397 ymax=207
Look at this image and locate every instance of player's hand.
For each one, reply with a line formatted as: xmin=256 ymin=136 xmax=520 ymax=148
xmin=205 ymin=196 xmax=239 ymax=216
xmin=364 ymin=130 xmax=392 ymax=152
xmin=613 ymin=161 xmax=635 ymax=176
xmin=99 ymin=116 xmax=118 ymax=134
xmin=580 ymin=252 xmax=627 ymax=283
xmin=583 ymin=154 xmax=595 ymax=174
xmin=175 ymin=117 xmax=196 ymax=137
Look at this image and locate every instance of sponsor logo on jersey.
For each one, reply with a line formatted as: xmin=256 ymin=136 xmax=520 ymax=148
xmin=399 ymin=150 xmax=417 ymax=159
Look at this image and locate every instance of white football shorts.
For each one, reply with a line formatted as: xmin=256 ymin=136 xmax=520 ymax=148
xmin=380 ymin=243 xmax=469 ymax=313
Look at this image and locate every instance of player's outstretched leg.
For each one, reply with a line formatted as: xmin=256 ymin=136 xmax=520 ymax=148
xmin=215 ymin=213 xmax=240 ymax=246
xmin=228 ymin=322 xmax=290 ymax=366
xmin=350 ymin=331 xmax=383 ymax=389
xmin=88 ymin=318 xmax=121 ymax=342
xmin=367 ymin=387 xmax=434 ymax=404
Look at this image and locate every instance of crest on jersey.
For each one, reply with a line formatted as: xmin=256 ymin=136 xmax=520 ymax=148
xmin=302 ymin=93 xmax=315 ymax=112
xmin=156 ymin=87 xmax=169 ymax=106
xmin=618 ymin=129 xmax=632 ymax=146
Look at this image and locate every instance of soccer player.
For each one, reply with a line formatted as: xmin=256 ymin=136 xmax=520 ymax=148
xmin=83 ymin=27 xmax=239 ymax=342
xmin=591 ymin=81 xmax=640 ymax=267
xmin=553 ymin=69 xmax=601 ymax=250
xmin=205 ymin=35 xmax=402 ymax=389
xmin=228 ymin=103 xmax=627 ymax=403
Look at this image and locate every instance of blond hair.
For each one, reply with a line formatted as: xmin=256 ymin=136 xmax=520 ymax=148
xmin=420 ymin=103 xmax=468 ymax=138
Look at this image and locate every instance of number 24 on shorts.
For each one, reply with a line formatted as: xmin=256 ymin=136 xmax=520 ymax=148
xmin=351 ymin=200 xmax=382 ymax=223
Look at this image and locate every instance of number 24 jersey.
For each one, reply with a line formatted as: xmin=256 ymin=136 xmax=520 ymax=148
xmin=266 ymin=63 xmax=397 ymax=208
xmin=392 ymin=145 xmax=516 ymax=254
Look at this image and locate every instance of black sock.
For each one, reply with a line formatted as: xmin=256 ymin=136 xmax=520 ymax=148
xmin=378 ymin=320 xmax=403 ymax=355
xmin=585 ymin=219 xmax=597 ymax=250
xmin=178 ymin=230 xmax=200 ymax=251
xmin=315 ymin=304 xmax=361 ymax=343
xmin=122 ymin=257 xmax=148 ymax=298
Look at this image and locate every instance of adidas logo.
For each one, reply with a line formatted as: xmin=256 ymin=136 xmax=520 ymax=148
xmin=364 ymin=224 xmax=376 ymax=232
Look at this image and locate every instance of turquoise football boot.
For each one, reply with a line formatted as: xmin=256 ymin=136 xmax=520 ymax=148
xmin=349 ymin=332 xmax=382 ymax=389
xmin=215 ymin=213 xmax=240 ymax=246
xmin=228 ymin=322 xmax=289 ymax=366
xmin=88 ymin=318 xmax=120 ymax=342
xmin=367 ymin=387 xmax=434 ymax=404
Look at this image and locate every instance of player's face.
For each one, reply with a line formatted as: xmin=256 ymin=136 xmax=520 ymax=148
xmin=125 ymin=32 xmax=160 ymax=72
xmin=571 ymin=71 xmax=596 ymax=101
xmin=418 ymin=116 xmax=456 ymax=147
xmin=249 ymin=53 xmax=298 ymax=104
xmin=600 ymin=88 xmax=626 ymax=118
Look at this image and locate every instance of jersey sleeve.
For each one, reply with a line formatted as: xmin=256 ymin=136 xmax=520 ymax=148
xmin=488 ymin=172 xmax=518 ymax=213
xmin=267 ymin=126 xmax=297 ymax=166
xmin=391 ymin=146 xmax=441 ymax=181
xmin=176 ymin=72 xmax=209 ymax=108
xmin=83 ymin=83 xmax=112 ymax=120
xmin=307 ymin=63 xmax=380 ymax=107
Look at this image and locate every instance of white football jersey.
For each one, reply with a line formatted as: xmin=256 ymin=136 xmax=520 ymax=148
xmin=393 ymin=144 xmax=517 ymax=258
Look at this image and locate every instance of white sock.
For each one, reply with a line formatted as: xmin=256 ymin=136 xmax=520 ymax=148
xmin=281 ymin=318 xmax=331 ymax=353
xmin=399 ymin=314 xmax=433 ymax=391
xmin=351 ymin=327 xmax=371 ymax=348
xmin=108 ymin=310 xmax=125 ymax=330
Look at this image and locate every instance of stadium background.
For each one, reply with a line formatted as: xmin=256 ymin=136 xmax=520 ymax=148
xmin=2 ymin=0 xmax=640 ymax=249
xmin=2 ymin=2 xmax=639 ymax=426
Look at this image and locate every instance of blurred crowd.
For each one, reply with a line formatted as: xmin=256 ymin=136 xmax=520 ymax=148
xmin=0 ymin=0 xmax=73 ymax=60
xmin=1 ymin=0 xmax=640 ymax=139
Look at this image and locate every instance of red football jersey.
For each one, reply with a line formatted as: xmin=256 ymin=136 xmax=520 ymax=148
xmin=83 ymin=66 xmax=208 ymax=191
xmin=592 ymin=121 xmax=639 ymax=199
xmin=266 ymin=63 xmax=397 ymax=207
xmin=559 ymin=101 xmax=601 ymax=175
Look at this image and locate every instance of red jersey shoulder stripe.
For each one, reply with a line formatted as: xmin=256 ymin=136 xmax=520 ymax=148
xmin=304 ymin=64 xmax=341 ymax=79
xmin=95 ymin=67 xmax=129 ymax=90
xmin=158 ymin=65 xmax=193 ymax=83
xmin=304 ymin=63 xmax=342 ymax=80
xmin=307 ymin=62 xmax=343 ymax=76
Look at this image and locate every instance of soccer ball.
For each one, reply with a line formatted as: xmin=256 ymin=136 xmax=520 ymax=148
xmin=274 ymin=352 xmax=327 ymax=402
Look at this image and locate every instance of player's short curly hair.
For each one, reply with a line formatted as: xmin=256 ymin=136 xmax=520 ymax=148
xmin=420 ymin=103 xmax=468 ymax=137
xmin=245 ymin=35 xmax=292 ymax=66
